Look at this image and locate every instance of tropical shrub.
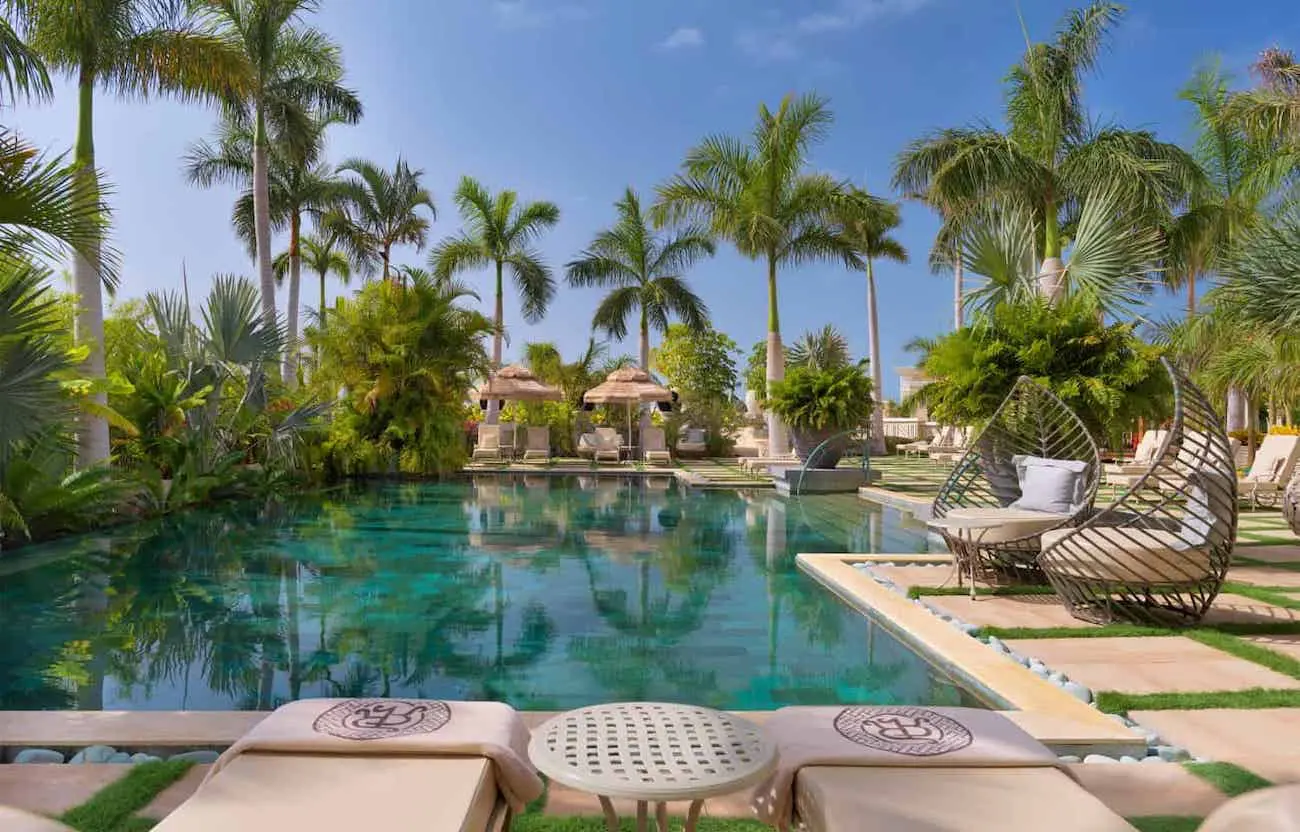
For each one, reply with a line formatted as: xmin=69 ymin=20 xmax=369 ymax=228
xmin=653 ymin=324 xmax=742 ymax=456
xmin=767 ymin=363 xmax=874 ymax=433
xmin=907 ymin=297 xmax=1168 ymax=442
xmin=310 ymin=273 xmax=492 ymax=476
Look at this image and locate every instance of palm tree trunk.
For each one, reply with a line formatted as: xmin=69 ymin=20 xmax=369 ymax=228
xmin=765 ymin=254 xmax=787 ymax=457
xmin=866 ymin=259 xmax=886 ymax=456
xmin=319 ymin=268 xmax=328 ymax=328
xmin=487 ymin=260 xmax=505 ymax=425
xmin=953 ymin=258 xmax=964 ymax=330
xmin=382 ymin=246 xmax=391 ymax=282
xmin=639 ymin=313 xmax=652 ymax=432
xmin=252 ymin=108 xmax=277 ymax=328
xmin=1186 ymin=273 xmax=1197 ymax=320
xmin=283 ymin=211 xmax=302 ymax=387
xmin=72 ymin=72 xmax=109 ymax=467
xmin=1037 ymin=197 xmax=1066 ymax=301
xmin=1227 ymin=386 xmax=1249 ymax=434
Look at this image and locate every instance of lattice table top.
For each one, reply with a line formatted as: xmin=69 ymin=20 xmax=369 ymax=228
xmin=528 ymin=702 xmax=777 ymax=801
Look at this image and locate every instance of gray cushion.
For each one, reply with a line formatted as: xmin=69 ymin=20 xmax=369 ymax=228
xmin=1009 ymin=455 xmax=1088 ymax=514
xmin=1181 ymin=470 xmax=1233 ymax=545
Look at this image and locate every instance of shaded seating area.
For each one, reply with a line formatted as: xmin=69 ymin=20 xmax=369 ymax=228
xmin=931 ymin=377 xmax=1100 ymax=581
xmin=676 ymin=426 xmax=708 ymax=457
xmin=927 ymin=426 xmax=972 ymax=464
xmin=472 ymin=424 xmax=505 ymax=462
xmin=521 ymin=426 xmax=551 ymax=462
xmin=1038 ymin=360 xmax=1237 ymax=625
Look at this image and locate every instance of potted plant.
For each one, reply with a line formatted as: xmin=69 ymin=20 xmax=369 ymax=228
xmin=766 ymin=363 xmax=874 ymax=469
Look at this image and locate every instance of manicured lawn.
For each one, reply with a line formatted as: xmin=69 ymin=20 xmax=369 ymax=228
xmin=1127 ymin=816 xmax=1203 ymax=832
xmin=1184 ymin=761 xmax=1274 ymax=797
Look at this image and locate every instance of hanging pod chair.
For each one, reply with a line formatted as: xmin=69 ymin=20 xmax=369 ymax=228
xmin=931 ymin=376 xmax=1101 ymax=581
xmin=1037 ymin=359 xmax=1237 ymax=625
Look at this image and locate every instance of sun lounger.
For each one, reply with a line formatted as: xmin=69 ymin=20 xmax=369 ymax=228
xmin=472 ymin=425 xmax=503 ymax=462
xmin=593 ymin=427 xmax=622 ymax=463
xmin=154 ymin=698 xmax=542 ymax=832
xmin=1104 ymin=429 xmax=1167 ymax=478
xmin=642 ymin=426 xmax=672 ymax=464
xmin=521 ymin=426 xmax=550 ymax=462
xmin=751 ymin=705 xmax=1132 ymax=832
xmin=1239 ymin=433 xmax=1300 ymax=508
xmin=676 ymin=427 xmax=707 ymax=457
xmin=897 ymin=426 xmax=942 ymax=458
xmin=927 ymin=426 xmax=969 ymax=464
xmin=733 ymin=425 xmax=768 ymax=459
xmin=497 ymin=423 xmax=517 ymax=461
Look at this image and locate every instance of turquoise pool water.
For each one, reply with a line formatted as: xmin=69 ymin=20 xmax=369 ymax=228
xmin=0 ymin=475 xmax=977 ymax=711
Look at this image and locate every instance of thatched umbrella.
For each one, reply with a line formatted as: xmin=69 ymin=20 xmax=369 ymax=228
xmin=583 ymin=367 xmax=673 ymax=447
xmin=476 ymin=364 xmax=563 ymax=407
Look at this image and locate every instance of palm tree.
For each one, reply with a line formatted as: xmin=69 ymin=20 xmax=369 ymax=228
xmin=0 ymin=17 xmax=49 ymax=104
xmin=786 ymin=325 xmax=850 ymax=372
xmin=892 ymin=1 xmax=1200 ymax=301
xmin=655 ymin=93 xmax=847 ymax=455
xmin=289 ymin=232 xmax=351 ymax=326
xmin=1164 ymin=62 xmax=1295 ymax=320
xmin=185 ymin=116 xmax=344 ymax=385
xmin=836 ymin=189 xmax=908 ymax=455
xmin=429 ymin=176 xmax=559 ymax=423
xmin=199 ymin=0 xmax=362 ymax=328
xmin=328 ymin=158 xmax=435 ymax=282
xmin=1227 ymin=46 xmax=1300 ymax=146
xmin=16 ymin=0 xmax=248 ymax=466
xmin=566 ymin=188 xmax=713 ymax=369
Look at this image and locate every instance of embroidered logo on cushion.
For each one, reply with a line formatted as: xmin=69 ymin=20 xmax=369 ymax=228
xmin=833 ymin=706 xmax=973 ymax=756
xmin=312 ymin=699 xmax=451 ymax=740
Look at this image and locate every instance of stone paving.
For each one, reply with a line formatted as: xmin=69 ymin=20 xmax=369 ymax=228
xmin=1129 ymin=709 xmax=1300 ymax=783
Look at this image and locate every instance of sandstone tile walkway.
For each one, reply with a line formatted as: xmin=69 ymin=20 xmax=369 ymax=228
xmin=0 ymin=765 xmax=123 ymax=817
xmin=872 ymin=564 xmax=967 ymax=591
xmin=1238 ymin=544 xmax=1300 ymax=565
xmin=924 ymin=594 xmax=1096 ymax=629
xmin=1002 ymin=636 xmax=1300 ymax=695
xmin=1202 ymin=593 xmax=1300 ymax=624
xmin=1069 ymin=763 xmax=1228 ymax=817
xmin=1130 ymin=708 xmax=1300 ymax=783
xmin=1227 ymin=566 xmax=1300 ymax=588
xmin=1243 ymin=634 xmax=1300 ymax=662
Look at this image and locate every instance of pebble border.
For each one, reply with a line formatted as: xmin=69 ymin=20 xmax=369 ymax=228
xmin=852 ymin=561 xmax=1201 ymax=765
xmin=6 ymin=746 xmax=219 ymax=765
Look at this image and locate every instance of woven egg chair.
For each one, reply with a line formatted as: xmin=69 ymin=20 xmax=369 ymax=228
xmin=1037 ymin=359 xmax=1237 ymax=625
xmin=931 ymin=376 xmax=1101 ymax=582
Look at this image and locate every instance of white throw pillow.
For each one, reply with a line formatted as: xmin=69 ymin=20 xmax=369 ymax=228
xmin=1009 ymin=455 xmax=1088 ymax=514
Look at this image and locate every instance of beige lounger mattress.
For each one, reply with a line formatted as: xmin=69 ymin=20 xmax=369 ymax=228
xmin=154 ymin=754 xmax=501 ymax=832
xmin=794 ymin=766 xmax=1134 ymax=831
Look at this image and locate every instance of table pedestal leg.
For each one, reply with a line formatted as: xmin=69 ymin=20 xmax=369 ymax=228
xmin=599 ymin=796 xmax=619 ymax=832
xmin=685 ymin=800 xmax=705 ymax=832
xmin=655 ymin=801 xmax=669 ymax=831
xmin=636 ymin=800 xmax=648 ymax=832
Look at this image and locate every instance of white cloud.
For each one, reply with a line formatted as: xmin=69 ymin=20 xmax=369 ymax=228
xmin=735 ymin=0 xmax=930 ymax=62
xmin=660 ymin=26 xmax=705 ymax=50
xmin=491 ymin=1 xmax=590 ymax=30
xmin=796 ymin=0 xmax=931 ymax=33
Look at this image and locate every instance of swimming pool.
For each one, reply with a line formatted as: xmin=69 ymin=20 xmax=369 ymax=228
xmin=0 ymin=475 xmax=979 ymax=711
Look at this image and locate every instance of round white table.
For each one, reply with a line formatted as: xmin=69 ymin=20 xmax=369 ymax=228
xmin=927 ymin=515 xmax=1010 ymax=599
xmin=528 ymin=702 xmax=777 ymax=832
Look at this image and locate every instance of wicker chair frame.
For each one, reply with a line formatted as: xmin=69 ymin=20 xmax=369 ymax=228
xmin=931 ymin=376 xmax=1101 ymax=580
xmin=1284 ymin=469 xmax=1300 ymax=535
xmin=1037 ymin=359 xmax=1237 ymax=625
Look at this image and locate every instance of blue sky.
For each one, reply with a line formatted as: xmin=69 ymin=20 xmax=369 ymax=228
xmin=9 ymin=0 xmax=1298 ymax=400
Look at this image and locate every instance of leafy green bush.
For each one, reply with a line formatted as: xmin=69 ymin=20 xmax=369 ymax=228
xmin=766 ymin=363 xmax=874 ymax=432
xmin=908 ymin=297 xmax=1168 ymax=441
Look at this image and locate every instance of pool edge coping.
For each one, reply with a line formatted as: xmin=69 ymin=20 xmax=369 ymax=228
xmin=797 ymin=552 xmax=1146 ymax=756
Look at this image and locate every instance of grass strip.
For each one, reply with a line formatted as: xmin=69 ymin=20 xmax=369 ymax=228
xmin=1185 ymin=629 xmax=1300 ymax=680
xmin=977 ymin=620 xmax=1300 ymax=639
xmin=513 ymin=818 xmax=767 ymax=831
xmin=1183 ymin=761 xmax=1273 ymax=797
xmin=1126 ymin=817 xmax=1203 ymax=832
xmin=1095 ymin=688 xmax=1300 ymax=714
xmin=1221 ymin=582 xmax=1300 ymax=611
xmin=1232 ymin=555 xmax=1300 ymax=571
xmin=60 ymin=760 xmax=193 ymax=832
xmin=908 ymin=585 xmax=1057 ymax=599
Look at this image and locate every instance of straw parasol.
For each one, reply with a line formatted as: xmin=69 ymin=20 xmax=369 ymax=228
xmin=583 ymin=367 xmax=673 ymax=446
xmin=476 ymin=364 xmax=563 ymax=405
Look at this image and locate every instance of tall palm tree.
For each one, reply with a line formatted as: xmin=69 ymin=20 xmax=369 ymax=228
xmin=0 ymin=16 xmax=49 ymax=104
xmin=185 ymin=116 xmax=343 ymax=385
xmin=566 ymin=187 xmax=713 ymax=369
xmin=892 ymin=1 xmax=1200 ymax=301
xmin=290 ymin=232 xmax=351 ymax=326
xmin=836 ymin=189 xmax=908 ymax=455
xmin=199 ymin=0 xmax=362 ymax=328
xmin=328 ymin=158 xmax=435 ymax=282
xmin=429 ymin=176 xmax=559 ymax=423
xmin=655 ymin=93 xmax=847 ymax=455
xmin=1227 ymin=46 xmax=1300 ymax=147
xmin=1164 ymin=62 xmax=1296 ymax=320
xmin=16 ymin=0 xmax=247 ymax=466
